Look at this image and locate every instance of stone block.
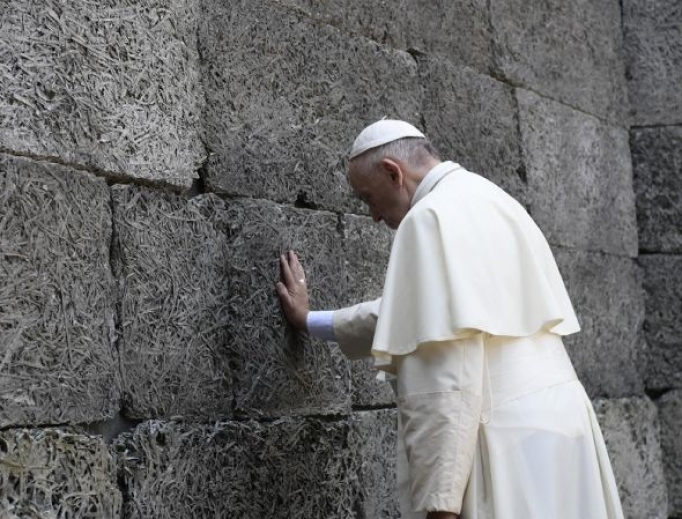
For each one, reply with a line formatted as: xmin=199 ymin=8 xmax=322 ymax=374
xmin=349 ymin=410 xmax=399 ymax=519
xmin=519 ymin=90 xmax=638 ymax=257
xmin=420 ymin=59 xmax=526 ymax=204
xmin=554 ymin=248 xmax=645 ymax=398
xmin=0 ymin=1 xmax=204 ymax=188
xmin=639 ymin=255 xmax=682 ymax=390
xmin=341 ymin=215 xmax=394 ymax=408
xmin=491 ymin=0 xmax=628 ymax=124
xmin=632 ymin=126 xmax=682 ymax=254
xmin=658 ymin=390 xmax=682 ymax=517
xmin=0 ymin=154 xmax=120 ymax=427
xmin=276 ymin=0 xmax=492 ymax=72
xmin=116 ymin=411 xmax=397 ymax=519
xmin=199 ymin=0 xmax=421 ymax=213
xmin=112 ymin=186 xmax=232 ymax=420
xmin=594 ymin=397 xmax=668 ymax=519
xmin=222 ymin=199 xmax=351 ymax=417
xmin=0 ymin=428 xmax=121 ymax=518
xmin=622 ymin=0 xmax=682 ymax=126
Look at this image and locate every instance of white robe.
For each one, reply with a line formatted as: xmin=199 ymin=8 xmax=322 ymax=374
xmin=331 ymin=162 xmax=625 ymax=518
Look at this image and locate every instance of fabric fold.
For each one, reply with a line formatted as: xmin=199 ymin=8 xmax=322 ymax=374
xmin=372 ymin=164 xmax=580 ymax=371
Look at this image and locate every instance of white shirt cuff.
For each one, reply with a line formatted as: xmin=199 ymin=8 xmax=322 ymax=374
xmin=306 ymin=310 xmax=336 ymax=342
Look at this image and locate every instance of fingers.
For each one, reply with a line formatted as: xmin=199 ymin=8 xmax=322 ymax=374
xmin=279 ymin=252 xmax=295 ymax=286
xmin=280 ymin=250 xmax=307 ymax=286
xmin=275 ymin=281 xmax=289 ymax=302
xmin=288 ymin=250 xmax=305 ymax=283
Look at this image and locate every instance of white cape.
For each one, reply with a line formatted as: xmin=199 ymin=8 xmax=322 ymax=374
xmin=371 ymin=162 xmax=580 ymax=370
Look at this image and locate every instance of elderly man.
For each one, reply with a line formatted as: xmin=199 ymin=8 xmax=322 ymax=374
xmin=276 ymin=120 xmax=625 ymax=519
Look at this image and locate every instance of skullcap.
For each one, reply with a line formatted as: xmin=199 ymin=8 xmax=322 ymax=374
xmin=349 ymin=120 xmax=425 ymax=159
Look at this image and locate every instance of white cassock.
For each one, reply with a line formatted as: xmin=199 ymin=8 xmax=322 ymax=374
xmin=314 ymin=162 xmax=625 ymax=519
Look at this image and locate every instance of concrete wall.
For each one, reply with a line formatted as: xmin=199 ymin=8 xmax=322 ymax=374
xmin=623 ymin=0 xmax=682 ymax=516
xmin=0 ymin=0 xmax=678 ymax=518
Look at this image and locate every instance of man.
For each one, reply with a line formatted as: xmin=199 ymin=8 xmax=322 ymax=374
xmin=276 ymin=120 xmax=625 ymax=519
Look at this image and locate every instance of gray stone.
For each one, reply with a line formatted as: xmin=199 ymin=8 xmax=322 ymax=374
xmin=632 ymin=126 xmax=682 ymax=254
xmin=0 ymin=428 xmax=121 ymax=518
xmin=594 ymin=397 xmax=668 ymax=519
xmin=222 ymin=199 xmax=351 ymax=417
xmin=342 ymin=215 xmax=394 ymax=408
xmin=116 ymin=412 xmax=397 ymax=519
xmin=0 ymin=1 xmax=204 ymax=188
xmin=639 ymin=255 xmax=682 ymax=390
xmin=349 ymin=410 xmax=399 ymax=519
xmin=112 ymin=186 xmax=232 ymax=420
xmin=554 ymin=248 xmax=645 ymax=399
xmin=658 ymin=390 xmax=682 ymax=517
xmin=491 ymin=0 xmax=629 ymax=124
xmin=519 ymin=90 xmax=638 ymax=257
xmin=622 ymin=0 xmax=682 ymax=126
xmin=276 ymin=0 xmax=492 ymax=72
xmin=199 ymin=0 xmax=421 ymax=213
xmin=420 ymin=59 xmax=526 ymax=204
xmin=0 ymin=154 xmax=120 ymax=427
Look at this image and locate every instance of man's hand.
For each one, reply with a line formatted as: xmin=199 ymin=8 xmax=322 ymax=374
xmin=275 ymin=250 xmax=310 ymax=331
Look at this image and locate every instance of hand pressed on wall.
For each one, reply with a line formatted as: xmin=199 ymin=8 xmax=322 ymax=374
xmin=276 ymin=250 xmax=310 ymax=331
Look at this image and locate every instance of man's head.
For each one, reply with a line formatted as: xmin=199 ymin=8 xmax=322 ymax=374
xmin=348 ymin=120 xmax=441 ymax=229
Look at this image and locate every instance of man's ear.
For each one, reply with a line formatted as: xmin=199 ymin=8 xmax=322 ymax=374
xmin=380 ymin=158 xmax=403 ymax=188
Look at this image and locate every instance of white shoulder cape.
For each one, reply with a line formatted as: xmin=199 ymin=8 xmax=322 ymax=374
xmin=372 ymin=163 xmax=580 ymax=370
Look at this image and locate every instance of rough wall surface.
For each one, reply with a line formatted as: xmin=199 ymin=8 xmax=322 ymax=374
xmin=490 ymin=0 xmax=629 ymax=125
xmin=1 ymin=0 xmax=678 ymax=518
xmin=0 ymin=0 xmax=205 ymax=188
xmin=116 ymin=411 xmax=397 ymax=519
xmin=622 ymin=0 xmax=682 ymax=126
xmin=0 ymin=154 xmax=120 ymax=427
xmin=0 ymin=428 xmax=121 ymax=518
xmin=595 ymin=397 xmax=668 ymax=519
xmin=113 ymin=187 xmax=232 ymax=420
xmin=624 ymin=0 xmax=682 ymax=515
xmin=200 ymin=0 xmax=421 ymax=213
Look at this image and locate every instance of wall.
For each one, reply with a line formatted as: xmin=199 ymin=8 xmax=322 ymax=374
xmin=624 ymin=0 xmax=682 ymax=517
xmin=0 ymin=0 xmax=678 ymax=517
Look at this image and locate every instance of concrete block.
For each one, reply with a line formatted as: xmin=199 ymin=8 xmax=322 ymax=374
xmin=622 ymin=0 xmax=682 ymax=126
xmin=116 ymin=412 xmax=397 ymax=519
xmin=222 ymin=199 xmax=351 ymax=417
xmin=276 ymin=0 xmax=492 ymax=72
xmin=199 ymin=0 xmax=421 ymax=213
xmin=0 ymin=154 xmax=120 ymax=427
xmin=519 ymin=90 xmax=638 ymax=257
xmin=420 ymin=59 xmax=526 ymax=204
xmin=116 ymin=420 xmax=257 ymax=519
xmin=658 ymin=390 xmax=682 ymax=517
xmin=112 ymin=186 xmax=232 ymax=420
xmin=491 ymin=0 xmax=628 ymax=124
xmin=350 ymin=410 xmax=399 ymax=519
xmin=594 ymin=397 xmax=668 ymax=519
xmin=554 ymin=248 xmax=645 ymax=398
xmin=0 ymin=428 xmax=121 ymax=518
xmin=639 ymin=255 xmax=682 ymax=390
xmin=632 ymin=126 xmax=682 ymax=254
xmin=0 ymin=1 xmax=204 ymax=188
xmin=341 ymin=215 xmax=395 ymax=407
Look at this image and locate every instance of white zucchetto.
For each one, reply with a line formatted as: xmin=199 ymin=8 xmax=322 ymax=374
xmin=349 ymin=120 xmax=425 ymax=159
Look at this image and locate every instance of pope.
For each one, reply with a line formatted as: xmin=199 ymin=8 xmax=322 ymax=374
xmin=276 ymin=120 xmax=625 ymax=519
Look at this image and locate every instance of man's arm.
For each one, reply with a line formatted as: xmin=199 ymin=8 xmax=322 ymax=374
xmin=276 ymin=250 xmax=380 ymax=359
xmin=396 ymin=335 xmax=484 ymax=517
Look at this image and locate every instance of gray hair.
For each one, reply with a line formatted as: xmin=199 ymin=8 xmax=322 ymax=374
xmin=350 ymin=137 xmax=440 ymax=175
